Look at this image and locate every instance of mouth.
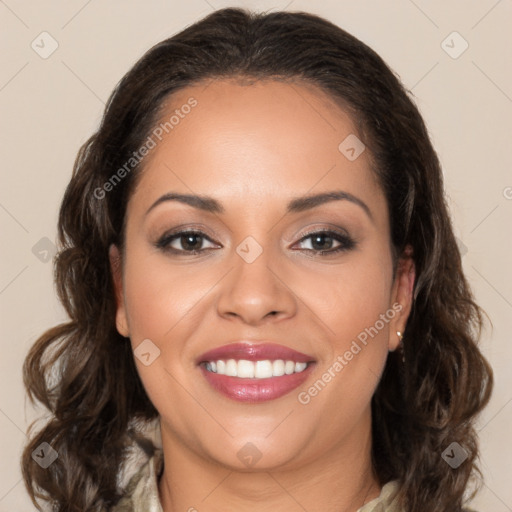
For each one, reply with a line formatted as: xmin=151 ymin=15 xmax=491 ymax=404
xmin=196 ymin=342 xmax=316 ymax=403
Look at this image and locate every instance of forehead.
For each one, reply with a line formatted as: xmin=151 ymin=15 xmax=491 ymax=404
xmin=129 ymin=78 xmax=384 ymax=218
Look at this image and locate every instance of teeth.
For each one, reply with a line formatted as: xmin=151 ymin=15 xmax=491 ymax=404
xmin=225 ymin=359 xmax=238 ymax=376
xmin=238 ymin=359 xmax=255 ymax=378
xmin=273 ymin=360 xmax=285 ymax=376
xmin=204 ymin=359 xmax=309 ymax=378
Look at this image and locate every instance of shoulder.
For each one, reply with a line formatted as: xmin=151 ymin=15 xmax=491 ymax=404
xmin=358 ymin=481 xmax=480 ymax=512
xmin=110 ymin=448 xmax=164 ymax=512
xmin=358 ymin=480 xmax=401 ymax=511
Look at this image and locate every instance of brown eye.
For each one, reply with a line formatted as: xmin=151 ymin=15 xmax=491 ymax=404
xmin=295 ymin=230 xmax=356 ymax=255
xmin=156 ymin=230 xmax=218 ymax=254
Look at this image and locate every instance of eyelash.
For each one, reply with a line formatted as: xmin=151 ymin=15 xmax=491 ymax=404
xmin=155 ymin=228 xmax=356 ymax=256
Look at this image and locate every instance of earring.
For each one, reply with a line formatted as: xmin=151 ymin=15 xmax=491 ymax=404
xmin=397 ymin=331 xmax=405 ymax=363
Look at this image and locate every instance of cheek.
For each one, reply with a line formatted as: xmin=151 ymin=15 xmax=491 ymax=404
xmin=307 ymin=249 xmax=393 ymax=348
xmin=302 ymin=242 xmax=394 ymax=402
xmin=121 ymin=253 xmax=212 ymax=414
xmin=123 ymin=251 xmax=213 ymax=341
xmin=296 ymin=256 xmax=393 ymax=435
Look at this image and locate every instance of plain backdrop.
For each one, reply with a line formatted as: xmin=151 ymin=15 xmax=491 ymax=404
xmin=1 ymin=1 xmax=511 ymax=510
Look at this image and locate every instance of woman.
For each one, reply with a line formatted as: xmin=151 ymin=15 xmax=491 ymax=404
xmin=21 ymin=8 xmax=493 ymax=512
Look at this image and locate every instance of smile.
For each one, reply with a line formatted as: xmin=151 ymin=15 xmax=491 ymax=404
xmin=196 ymin=342 xmax=316 ymax=403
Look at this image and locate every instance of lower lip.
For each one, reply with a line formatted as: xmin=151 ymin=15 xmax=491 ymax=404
xmin=199 ymin=363 xmax=316 ymax=403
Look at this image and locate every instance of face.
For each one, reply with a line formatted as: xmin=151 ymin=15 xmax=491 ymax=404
xmin=110 ymin=79 xmax=414 ymax=471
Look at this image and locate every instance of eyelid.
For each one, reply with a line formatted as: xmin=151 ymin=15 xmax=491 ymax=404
xmin=289 ymin=223 xmax=352 ymax=245
xmin=295 ymin=224 xmax=350 ymax=239
xmin=153 ymin=223 xmax=221 ymax=242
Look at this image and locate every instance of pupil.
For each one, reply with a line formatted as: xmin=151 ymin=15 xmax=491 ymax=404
xmin=312 ymin=234 xmax=332 ymax=251
xmin=183 ymin=234 xmax=201 ymax=250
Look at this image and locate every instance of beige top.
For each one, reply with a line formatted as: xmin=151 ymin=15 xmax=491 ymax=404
xmin=111 ymin=448 xmax=404 ymax=512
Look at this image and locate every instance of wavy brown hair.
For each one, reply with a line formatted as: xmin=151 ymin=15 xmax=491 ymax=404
xmin=22 ymin=8 xmax=493 ymax=512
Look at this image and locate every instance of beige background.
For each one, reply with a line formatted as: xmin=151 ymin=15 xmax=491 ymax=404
xmin=1 ymin=1 xmax=511 ymax=510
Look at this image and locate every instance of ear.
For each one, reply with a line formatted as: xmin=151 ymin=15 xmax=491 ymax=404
xmin=109 ymin=244 xmax=130 ymax=338
xmin=388 ymin=245 xmax=415 ymax=352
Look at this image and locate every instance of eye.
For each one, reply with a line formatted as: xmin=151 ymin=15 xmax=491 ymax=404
xmin=154 ymin=228 xmax=356 ymax=256
xmin=155 ymin=230 xmax=219 ymax=254
xmin=294 ymin=230 xmax=356 ymax=255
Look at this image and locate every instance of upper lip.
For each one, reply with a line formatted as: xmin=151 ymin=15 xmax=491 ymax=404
xmin=196 ymin=342 xmax=315 ymax=365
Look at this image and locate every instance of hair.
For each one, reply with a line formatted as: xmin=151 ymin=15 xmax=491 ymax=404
xmin=22 ymin=7 xmax=493 ymax=512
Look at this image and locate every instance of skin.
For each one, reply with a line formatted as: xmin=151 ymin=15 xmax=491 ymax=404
xmin=110 ymin=79 xmax=415 ymax=512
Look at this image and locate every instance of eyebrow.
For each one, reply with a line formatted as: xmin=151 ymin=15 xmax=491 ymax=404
xmin=145 ymin=190 xmax=373 ymax=220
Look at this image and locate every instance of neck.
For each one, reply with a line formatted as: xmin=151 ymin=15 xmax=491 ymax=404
xmin=157 ymin=412 xmax=382 ymax=512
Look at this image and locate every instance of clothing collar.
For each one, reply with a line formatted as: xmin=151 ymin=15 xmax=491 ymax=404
xmin=112 ymin=448 xmax=402 ymax=512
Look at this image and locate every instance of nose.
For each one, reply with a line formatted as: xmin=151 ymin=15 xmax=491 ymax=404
xmin=216 ymin=244 xmax=298 ymax=326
